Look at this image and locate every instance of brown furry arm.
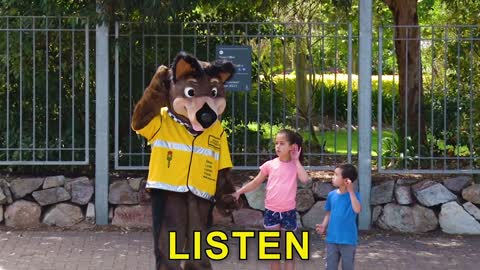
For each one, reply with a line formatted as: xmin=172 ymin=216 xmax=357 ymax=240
xmin=214 ymin=168 xmax=238 ymax=213
xmin=131 ymin=66 xmax=170 ymax=131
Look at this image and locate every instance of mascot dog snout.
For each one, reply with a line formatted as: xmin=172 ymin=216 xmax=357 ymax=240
xmin=196 ymin=103 xmax=217 ymax=128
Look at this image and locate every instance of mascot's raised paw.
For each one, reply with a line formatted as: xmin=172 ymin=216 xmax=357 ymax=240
xmin=131 ymin=52 xmax=236 ymax=270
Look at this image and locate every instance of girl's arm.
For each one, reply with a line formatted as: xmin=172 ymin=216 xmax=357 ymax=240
xmin=233 ymin=171 xmax=268 ymax=200
xmin=296 ymin=160 xmax=310 ymax=184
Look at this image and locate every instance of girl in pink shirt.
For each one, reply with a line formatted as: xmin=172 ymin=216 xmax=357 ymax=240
xmin=233 ymin=129 xmax=310 ymax=270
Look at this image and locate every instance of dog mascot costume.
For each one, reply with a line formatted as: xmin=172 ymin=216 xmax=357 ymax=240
xmin=131 ymin=52 xmax=237 ymax=270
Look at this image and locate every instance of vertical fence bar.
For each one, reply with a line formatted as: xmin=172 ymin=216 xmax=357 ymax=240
xmin=256 ymin=23 xmax=261 ymax=166
xmin=358 ymin=0 xmax=373 ymax=230
xmin=430 ymin=26 xmax=435 ymax=169
xmin=403 ymin=27 xmax=408 ymax=169
xmin=19 ymin=19 xmax=23 ymax=160
xmin=377 ymin=26 xmax=383 ymax=170
xmin=45 ymin=17 xmax=49 ymax=161
xmin=114 ymin=21 xmax=120 ymax=169
xmin=71 ymin=22 xmax=75 ymax=161
xmin=95 ymin=15 xmax=110 ymax=225
xmin=58 ymin=18 xmax=63 ymax=161
xmin=468 ymin=27 xmax=474 ymax=169
xmin=347 ymin=24 xmax=353 ymax=163
xmin=417 ymin=26 xmax=421 ymax=169
xmin=84 ymin=20 xmax=90 ymax=163
xmin=455 ymin=28 xmax=461 ymax=169
xmin=443 ymin=27 xmax=448 ymax=169
xmin=32 ymin=18 xmax=36 ymax=160
xmin=6 ymin=18 xmax=10 ymax=161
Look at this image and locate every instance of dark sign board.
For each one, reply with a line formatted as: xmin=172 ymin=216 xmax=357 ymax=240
xmin=216 ymin=45 xmax=252 ymax=91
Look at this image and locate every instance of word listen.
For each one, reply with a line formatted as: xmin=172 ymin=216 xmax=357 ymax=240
xmin=169 ymin=230 xmax=309 ymax=260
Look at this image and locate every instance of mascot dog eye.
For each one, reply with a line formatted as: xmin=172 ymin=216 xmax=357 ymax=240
xmin=131 ymin=52 xmax=237 ymax=270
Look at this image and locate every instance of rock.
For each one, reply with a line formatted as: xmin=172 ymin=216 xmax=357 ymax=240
xmin=86 ymin=203 xmax=95 ymax=224
xmin=377 ymin=203 xmax=438 ymax=233
xmin=370 ymin=180 xmax=395 ymax=205
xmin=296 ymin=189 xmax=315 ymax=212
xmin=396 ymin=178 xmax=419 ymax=186
xmin=412 ymin=181 xmax=456 ymax=207
xmin=64 ymin=176 xmax=90 ymax=194
xmin=42 ymin=203 xmax=84 ymax=227
xmin=372 ymin=205 xmax=383 ymax=224
xmin=0 ymin=189 xmax=6 ymax=204
xmin=112 ymin=205 xmax=152 ymax=228
xmin=4 ymin=200 xmax=42 ymax=228
xmin=109 ymin=207 xmax=114 ymax=222
xmin=244 ymin=183 xmax=266 ymax=211
xmin=462 ymin=184 xmax=480 ymax=204
xmin=138 ymin=186 xmax=152 ymax=205
xmin=70 ymin=178 xmax=94 ymax=205
xmin=0 ymin=206 xmax=3 ymax=223
xmin=43 ymin=175 xmax=65 ymax=189
xmin=394 ymin=185 xmax=414 ymax=205
xmin=439 ymin=201 xmax=480 ymax=234
xmin=108 ymin=181 xmax=138 ymax=205
xmin=232 ymin=208 xmax=263 ymax=228
xmin=9 ymin=178 xmax=44 ymax=199
xmin=312 ymin=182 xmax=334 ymax=199
xmin=463 ymin=202 xmax=480 ymax=221
xmin=443 ymin=176 xmax=472 ymax=193
xmin=302 ymin=201 xmax=327 ymax=229
xmin=0 ymin=180 xmax=13 ymax=204
xmin=32 ymin=187 xmax=71 ymax=206
xmin=211 ymin=206 xmax=233 ymax=226
xmin=128 ymin=177 xmax=144 ymax=192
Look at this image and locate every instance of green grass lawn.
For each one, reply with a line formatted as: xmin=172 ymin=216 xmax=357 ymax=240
xmin=301 ymin=129 xmax=393 ymax=156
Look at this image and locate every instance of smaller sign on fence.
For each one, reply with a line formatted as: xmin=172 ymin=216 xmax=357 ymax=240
xmin=216 ymin=45 xmax=252 ymax=91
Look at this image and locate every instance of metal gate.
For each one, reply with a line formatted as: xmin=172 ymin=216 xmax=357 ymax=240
xmin=113 ymin=21 xmax=355 ymax=170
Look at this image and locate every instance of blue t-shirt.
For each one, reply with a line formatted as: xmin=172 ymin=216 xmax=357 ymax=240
xmin=324 ymin=190 xmax=361 ymax=246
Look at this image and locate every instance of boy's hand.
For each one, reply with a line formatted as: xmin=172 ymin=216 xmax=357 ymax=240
xmin=315 ymin=224 xmax=326 ymax=235
xmin=291 ymin=144 xmax=301 ymax=161
xmin=346 ymin=179 xmax=354 ymax=193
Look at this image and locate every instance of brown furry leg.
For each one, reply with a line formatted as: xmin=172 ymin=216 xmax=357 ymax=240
xmin=155 ymin=191 xmax=189 ymax=270
xmin=183 ymin=193 xmax=213 ymax=270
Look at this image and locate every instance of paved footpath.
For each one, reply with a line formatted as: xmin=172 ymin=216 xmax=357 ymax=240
xmin=0 ymin=228 xmax=479 ymax=270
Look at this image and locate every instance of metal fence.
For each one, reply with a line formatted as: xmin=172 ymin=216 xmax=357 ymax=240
xmin=377 ymin=25 xmax=480 ymax=173
xmin=113 ymin=21 xmax=355 ymax=170
xmin=0 ymin=16 xmax=91 ymax=165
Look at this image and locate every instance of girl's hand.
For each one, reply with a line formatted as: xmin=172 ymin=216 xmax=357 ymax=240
xmin=291 ymin=144 xmax=301 ymax=161
xmin=232 ymin=191 xmax=240 ymax=201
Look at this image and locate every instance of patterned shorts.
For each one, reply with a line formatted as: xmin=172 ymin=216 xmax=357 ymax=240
xmin=264 ymin=208 xmax=298 ymax=230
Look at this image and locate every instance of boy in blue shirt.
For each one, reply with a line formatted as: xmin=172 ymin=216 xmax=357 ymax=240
xmin=316 ymin=164 xmax=361 ymax=270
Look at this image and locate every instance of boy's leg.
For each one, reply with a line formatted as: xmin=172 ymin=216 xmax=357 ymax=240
xmin=325 ymin=243 xmax=340 ymax=270
xmin=338 ymin=244 xmax=356 ymax=270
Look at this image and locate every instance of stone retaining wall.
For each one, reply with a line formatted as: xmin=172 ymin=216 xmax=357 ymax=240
xmin=1 ymin=175 xmax=479 ymax=234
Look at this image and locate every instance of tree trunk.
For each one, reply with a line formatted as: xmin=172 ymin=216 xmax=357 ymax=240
xmin=384 ymin=0 xmax=426 ymax=147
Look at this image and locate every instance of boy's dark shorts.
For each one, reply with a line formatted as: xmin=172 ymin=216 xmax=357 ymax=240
xmin=264 ymin=208 xmax=297 ymax=230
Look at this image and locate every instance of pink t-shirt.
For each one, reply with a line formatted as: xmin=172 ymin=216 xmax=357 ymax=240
xmin=260 ymin=157 xmax=298 ymax=212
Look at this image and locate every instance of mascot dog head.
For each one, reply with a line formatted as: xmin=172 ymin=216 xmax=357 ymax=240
xmin=153 ymin=52 xmax=235 ymax=131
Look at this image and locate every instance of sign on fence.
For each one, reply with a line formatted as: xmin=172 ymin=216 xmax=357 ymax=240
xmin=216 ymin=45 xmax=252 ymax=91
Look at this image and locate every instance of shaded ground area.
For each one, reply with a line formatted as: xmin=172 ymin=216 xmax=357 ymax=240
xmin=0 ymin=227 xmax=479 ymax=270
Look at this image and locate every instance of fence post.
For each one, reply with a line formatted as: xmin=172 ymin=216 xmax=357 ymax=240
xmin=95 ymin=9 xmax=110 ymax=225
xmin=358 ymin=0 xmax=373 ymax=230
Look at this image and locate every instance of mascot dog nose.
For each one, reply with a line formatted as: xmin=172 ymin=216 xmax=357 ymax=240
xmin=196 ymin=103 xmax=217 ymax=129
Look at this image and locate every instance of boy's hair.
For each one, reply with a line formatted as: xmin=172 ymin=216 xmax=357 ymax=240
xmin=277 ymin=129 xmax=304 ymax=162
xmin=337 ymin=164 xmax=358 ymax=181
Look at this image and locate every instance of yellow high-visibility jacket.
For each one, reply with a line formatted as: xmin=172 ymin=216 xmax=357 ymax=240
xmin=133 ymin=107 xmax=232 ymax=201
